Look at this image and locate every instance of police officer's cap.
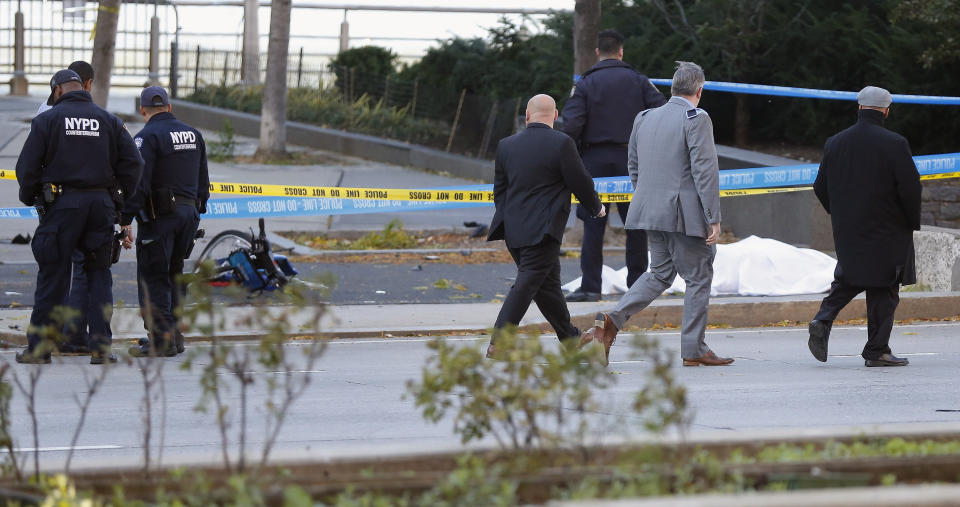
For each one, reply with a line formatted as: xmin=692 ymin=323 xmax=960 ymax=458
xmin=141 ymin=86 xmax=170 ymax=107
xmin=47 ymin=69 xmax=82 ymax=106
xmin=857 ymin=86 xmax=893 ymax=108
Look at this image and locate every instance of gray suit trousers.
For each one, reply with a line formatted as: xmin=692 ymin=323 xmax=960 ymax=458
xmin=607 ymin=230 xmax=716 ymax=359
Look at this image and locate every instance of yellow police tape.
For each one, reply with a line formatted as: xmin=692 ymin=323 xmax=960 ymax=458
xmin=3 ymin=170 xmax=959 ymax=202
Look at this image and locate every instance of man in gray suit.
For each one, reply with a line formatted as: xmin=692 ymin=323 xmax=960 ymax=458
xmin=578 ymin=61 xmax=734 ymax=367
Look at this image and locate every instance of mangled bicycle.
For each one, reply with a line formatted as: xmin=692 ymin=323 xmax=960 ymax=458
xmin=193 ymin=218 xmax=318 ymax=295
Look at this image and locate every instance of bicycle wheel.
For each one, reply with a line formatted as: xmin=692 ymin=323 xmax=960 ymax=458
xmin=193 ymin=229 xmax=253 ymax=273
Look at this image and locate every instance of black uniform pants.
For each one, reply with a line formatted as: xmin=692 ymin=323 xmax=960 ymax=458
xmin=814 ymin=267 xmax=898 ymax=361
xmin=62 ymin=250 xmax=102 ymax=348
xmin=576 ymin=146 xmax=648 ymax=294
xmin=493 ymin=237 xmax=579 ymax=342
xmin=136 ymin=203 xmax=199 ymax=346
xmin=29 ymin=192 xmax=115 ymax=353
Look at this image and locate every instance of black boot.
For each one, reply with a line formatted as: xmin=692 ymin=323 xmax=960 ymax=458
xmin=174 ymin=330 xmax=185 ymax=354
xmin=128 ymin=341 xmax=176 ymax=358
xmin=15 ymin=350 xmax=51 ymax=364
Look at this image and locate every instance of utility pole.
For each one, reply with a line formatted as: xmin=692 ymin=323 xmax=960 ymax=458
xmin=573 ymin=0 xmax=600 ymax=80
xmin=242 ymin=0 xmax=260 ymax=84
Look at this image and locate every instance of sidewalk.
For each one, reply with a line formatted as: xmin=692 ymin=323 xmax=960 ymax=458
xmin=1 ymin=291 xmax=958 ymax=346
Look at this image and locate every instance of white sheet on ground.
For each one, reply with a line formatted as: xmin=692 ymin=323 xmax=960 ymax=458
xmin=561 ymin=235 xmax=837 ymax=296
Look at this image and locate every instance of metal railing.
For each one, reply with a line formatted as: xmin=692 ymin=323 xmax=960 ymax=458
xmin=1 ymin=1 xmax=560 ymax=94
xmin=0 ymin=0 xmax=177 ymax=87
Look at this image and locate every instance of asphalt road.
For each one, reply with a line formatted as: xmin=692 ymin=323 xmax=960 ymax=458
xmin=2 ymin=322 xmax=958 ymax=472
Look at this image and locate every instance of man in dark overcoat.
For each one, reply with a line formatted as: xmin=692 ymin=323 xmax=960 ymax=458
xmin=485 ymin=94 xmax=605 ymax=358
xmin=808 ymin=86 xmax=922 ymax=367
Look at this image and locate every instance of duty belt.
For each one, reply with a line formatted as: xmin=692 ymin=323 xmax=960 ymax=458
xmin=172 ymin=193 xmax=198 ymax=208
xmin=61 ymin=186 xmax=109 ymax=193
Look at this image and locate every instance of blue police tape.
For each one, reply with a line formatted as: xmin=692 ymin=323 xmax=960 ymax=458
xmin=0 ymin=207 xmax=39 ymax=219
xmin=648 ymin=79 xmax=960 ymax=106
xmin=715 ymin=152 xmax=960 ymax=189
xmin=1 ymin=153 xmax=958 ymax=219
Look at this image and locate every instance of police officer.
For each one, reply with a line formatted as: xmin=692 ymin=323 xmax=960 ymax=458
xmin=123 ymin=86 xmax=209 ymax=357
xmin=561 ymin=29 xmax=666 ymax=302
xmin=43 ymin=61 xmax=102 ymax=355
xmin=15 ymin=69 xmax=143 ymax=364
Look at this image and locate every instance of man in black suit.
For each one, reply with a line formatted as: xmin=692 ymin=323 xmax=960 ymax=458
xmin=486 ymin=94 xmax=606 ymax=358
xmin=808 ymin=86 xmax=922 ymax=367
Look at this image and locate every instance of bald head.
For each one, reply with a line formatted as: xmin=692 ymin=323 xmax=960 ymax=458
xmin=525 ymin=94 xmax=558 ymax=127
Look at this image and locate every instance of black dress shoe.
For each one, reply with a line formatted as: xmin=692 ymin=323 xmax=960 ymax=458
xmin=865 ymin=353 xmax=909 ymax=367
xmin=565 ymin=290 xmax=601 ymax=302
xmin=128 ymin=343 xmax=177 ymax=358
xmin=15 ymin=350 xmax=51 ymax=364
xmin=90 ymin=352 xmax=118 ymax=365
xmin=808 ymin=320 xmax=832 ymax=362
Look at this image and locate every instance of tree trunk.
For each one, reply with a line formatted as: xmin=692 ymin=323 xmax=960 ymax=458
xmin=241 ymin=0 xmax=260 ymax=84
xmin=573 ymin=0 xmax=601 ymax=78
xmin=734 ymin=93 xmax=750 ymax=147
xmin=256 ymin=0 xmax=292 ymax=159
xmin=90 ymin=0 xmax=121 ymax=108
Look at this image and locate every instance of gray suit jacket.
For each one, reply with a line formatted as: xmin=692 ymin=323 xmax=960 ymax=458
xmin=624 ymin=96 xmax=721 ymax=238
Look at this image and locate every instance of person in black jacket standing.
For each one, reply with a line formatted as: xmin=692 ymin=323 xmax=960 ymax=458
xmin=485 ymin=94 xmax=605 ymax=358
xmin=808 ymin=86 xmax=922 ymax=367
xmin=561 ymin=29 xmax=666 ymax=302
xmin=16 ymin=69 xmax=143 ymax=364
xmin=122 ymin=86 xmax=210 ymax=357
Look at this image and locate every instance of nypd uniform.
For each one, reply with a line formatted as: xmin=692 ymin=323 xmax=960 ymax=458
xmin=16 ymin=70 xmax=143 ymax=362
xmin=560 ymin=58 xmax=666 ymax=300
xmin=122 ymin=86 xmax=209 ymax=356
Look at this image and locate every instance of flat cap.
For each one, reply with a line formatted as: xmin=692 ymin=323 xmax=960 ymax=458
xmin=857 ymin=86 xmax=893 ymax=108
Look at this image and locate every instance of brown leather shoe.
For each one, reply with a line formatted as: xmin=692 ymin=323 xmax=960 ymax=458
xmin=682 ymin=350 xmax=734 ymax=366
xmin=578 ymin=313 xmax=617 ymax=366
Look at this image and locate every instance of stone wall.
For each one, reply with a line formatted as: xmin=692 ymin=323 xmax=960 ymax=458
xmin=922 ymin=179 xmax=960 ymax=229
xmin=914 ymin=226 xmax=960 ymax=291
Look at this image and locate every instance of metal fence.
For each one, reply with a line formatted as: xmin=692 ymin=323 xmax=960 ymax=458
xmin=0 ymin=0 xmax=177 ymax=87
xmin=0 ymin=1 xmax=528 ymax=159
xmin=1 ymin=0 xmax=520 ymax=91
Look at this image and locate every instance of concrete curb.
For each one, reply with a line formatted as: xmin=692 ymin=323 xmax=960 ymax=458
xmin=551 ymin=484 xmax=960 ymax=507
